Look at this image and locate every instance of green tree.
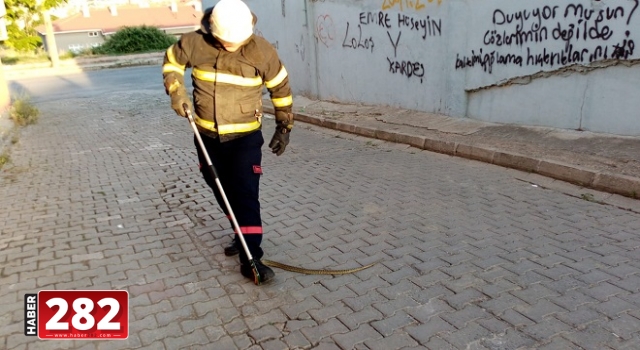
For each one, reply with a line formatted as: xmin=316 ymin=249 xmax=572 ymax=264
xmin=3 ymin=0 xmax=66 ymax=52
xmin=4 ymin=0 xmax=41 ymax=51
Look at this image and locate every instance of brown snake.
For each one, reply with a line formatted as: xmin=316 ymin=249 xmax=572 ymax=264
xmin=262 ymin=260 xmax=379 ymax=275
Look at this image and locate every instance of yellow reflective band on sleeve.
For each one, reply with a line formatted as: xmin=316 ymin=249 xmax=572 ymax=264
xmin=265 ymin=67 xmax=288 ymax=88
xmin=166 ymin=45 xmax=185 ymax=70
xmin=194 ymin=116 xmax=262 ymax=134
xmin=163 ymin=64 xmax=185 ymax=75
xmin=192 ymin=68 xmax=263 ymax=87
xmin=271 ymin=95 xmax=293 ymax=107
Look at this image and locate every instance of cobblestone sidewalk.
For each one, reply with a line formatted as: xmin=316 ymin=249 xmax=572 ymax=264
xmin=1 ymin=71 xmax=640 ymax=349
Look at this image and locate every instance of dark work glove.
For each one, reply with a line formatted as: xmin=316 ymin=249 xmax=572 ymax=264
xmin=268 ymin=127 xmax=290 ymax=156
xmin=170 ymin=90 xmax=192 ymax=118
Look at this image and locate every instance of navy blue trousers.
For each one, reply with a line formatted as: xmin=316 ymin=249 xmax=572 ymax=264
xmin=195 ymin=131 xmax=264 ymax=264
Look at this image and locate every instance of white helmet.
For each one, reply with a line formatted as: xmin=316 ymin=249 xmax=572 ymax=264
xmin=210 ymin=0 xmax=254 ymax=44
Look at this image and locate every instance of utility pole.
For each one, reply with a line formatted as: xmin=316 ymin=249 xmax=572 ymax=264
xmin=0 ymin=0 xmax=9 ymax=112
xmin=42 ymin=9 xmax=59 ymax=68
xmin=0 ymin=58 xmax=8 ymax=113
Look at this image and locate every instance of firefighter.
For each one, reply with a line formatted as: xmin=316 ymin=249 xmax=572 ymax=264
xmin=162 ymin=0 xmax=293 ymax=283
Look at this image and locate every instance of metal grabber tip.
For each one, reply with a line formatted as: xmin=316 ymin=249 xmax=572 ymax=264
xmin=250 ymin=260 xmax=262 ymax=285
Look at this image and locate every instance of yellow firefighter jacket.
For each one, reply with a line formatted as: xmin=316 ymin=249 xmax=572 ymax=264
xmin=162 ymin=8 xmax=293 ymax=142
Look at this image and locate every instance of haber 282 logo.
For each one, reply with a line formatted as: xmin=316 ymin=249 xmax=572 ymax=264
xmin=25 ymin=290 xmax=129 ymax=340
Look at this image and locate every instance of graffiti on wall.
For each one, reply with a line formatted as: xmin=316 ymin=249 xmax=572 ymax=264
xmin=382 ymin=0 xmax=425 ymax=11
xmin=455 ymin=1 xmax=639 ymax=73
xmin=322 ymin=10 xmax=442 ymax=83
xmin=381 ymin=0 xmax=445 ymax=11
xmin=342 ymin=22 xmax=376 ymax=52
xmin=295 ymin=35 xmax=306 ymax=61
xmin=316 ymin=14 xmax=336 ymax=47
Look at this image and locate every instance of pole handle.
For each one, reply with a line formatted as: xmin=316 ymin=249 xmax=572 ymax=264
xmin=182 ymin=103 xmax=257 ymax=267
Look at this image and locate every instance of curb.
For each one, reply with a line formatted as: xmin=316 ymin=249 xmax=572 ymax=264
xmin=264 ymin=106 xmax=640 ymax=200
xmin=3 ymin=53 xmax=163 ymax=80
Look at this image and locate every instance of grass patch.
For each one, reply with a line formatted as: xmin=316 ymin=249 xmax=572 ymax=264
xmin=10 ymin=96 xmax=39 ymax=126
xmin=0 ymin=48 xmax=56 ymax=65
xmin=0 ymin=152 xmax=10 ymax=170
xmin=0 ymin=54 xmax=50 ymax=65
xmin=580 ymin=193 xmax=595 ymax=202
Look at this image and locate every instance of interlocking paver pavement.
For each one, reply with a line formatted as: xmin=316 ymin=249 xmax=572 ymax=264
xmin=269 ymin=96 xmax=640 ymax=201
xmin=2 ymin=67 xmax=640 ymax=349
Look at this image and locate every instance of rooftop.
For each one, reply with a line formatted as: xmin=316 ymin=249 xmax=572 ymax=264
xmin=37 ymin=3 xmax=203 ymax=34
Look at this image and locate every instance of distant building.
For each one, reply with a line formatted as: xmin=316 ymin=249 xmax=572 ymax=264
xmin=50 ymin=0 xmax=186 ymax=19
xmin=36 ymin=2 xmax=202 ymax=54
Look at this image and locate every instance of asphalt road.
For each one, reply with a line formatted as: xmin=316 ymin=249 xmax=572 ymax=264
xmin=2 ymin=66 xmax=640 ymax=349
xmin=8 ymin=66 xmax=166 ymax=103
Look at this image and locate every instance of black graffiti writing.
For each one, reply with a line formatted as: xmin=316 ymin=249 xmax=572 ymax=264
xmin=611 ymin=32 xmax=635 ymax=59
xmin=387 ymin=57 xmax=425 ymax=83
xmin=486 ymin=18 xmax=619 ymax=50
xmin=590 ymin=45 xmax=609 ymax=61
xmin=490 ymin=4 xmax=630 ymax=45
xmin=525 ymin=45 xmax=589 ymax=67
xmin=455 ymin=46 xmax=591 ymax=73
xmin=387 ymin=31 xmax=401 ymax=57
xmin=484 ymin=27 xmax=548 ymax=47
xmin=456 ymin=38 xmax=635 ymax=72
xmin=596 ymin=6 xmax=624 ymax=22
xmin=342 ymin=22 xmax=375 ymax=52
xmin=564 ymin=4 xmax=594 ymax=20
xmin=493 ymin=6 xmax=559 ymax=32
xmin=563 ymin=3 xmax=626 ymax=22
xmin=397 ymin=14 xmax=442 ymax=39
xmin=565 ymin=4 xmax=625 ymax=22
xmin=358 ymin=11 xmax=442 ymax=40
xmin=497 ymin=52 xmax=523 ymax=66
xmin=455 ymin=50 xmax=495 ymax=73
xmin=629 ymin=0 xmax=639 ymax=25
xmin=454 ymin=50 xmax=523 ymax=73
xmin=458 ymin=1 xmax=638 ymax=73
xmin=552 ymin=19 xmax=614 ymax=51
xmin=359 ymin=11 xmax=392 ymax=28
xmin=350 ymin=13 xmax=443 ymax=82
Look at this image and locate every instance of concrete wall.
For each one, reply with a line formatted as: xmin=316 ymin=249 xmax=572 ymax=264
xmin=40 ymin=32 xmax=105 ymax=54
xmin=202 ymin=0 xmax=640 ymax=136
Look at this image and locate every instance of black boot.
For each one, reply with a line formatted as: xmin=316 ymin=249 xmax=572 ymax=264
xmin=224 ymin=241 xmax=239 ymax=256
xmin=241 ymin=261 xmax=275 ymax=284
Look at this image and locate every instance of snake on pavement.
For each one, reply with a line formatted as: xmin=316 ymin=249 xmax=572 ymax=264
xmin=262 ymin=259 xmax=379 ymax=275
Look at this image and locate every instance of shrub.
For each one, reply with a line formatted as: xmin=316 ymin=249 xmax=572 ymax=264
xmin=92 ymin=26 xmax=177 ymax=55
xmin=10 ymin=96 xmax=40 ymax=126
